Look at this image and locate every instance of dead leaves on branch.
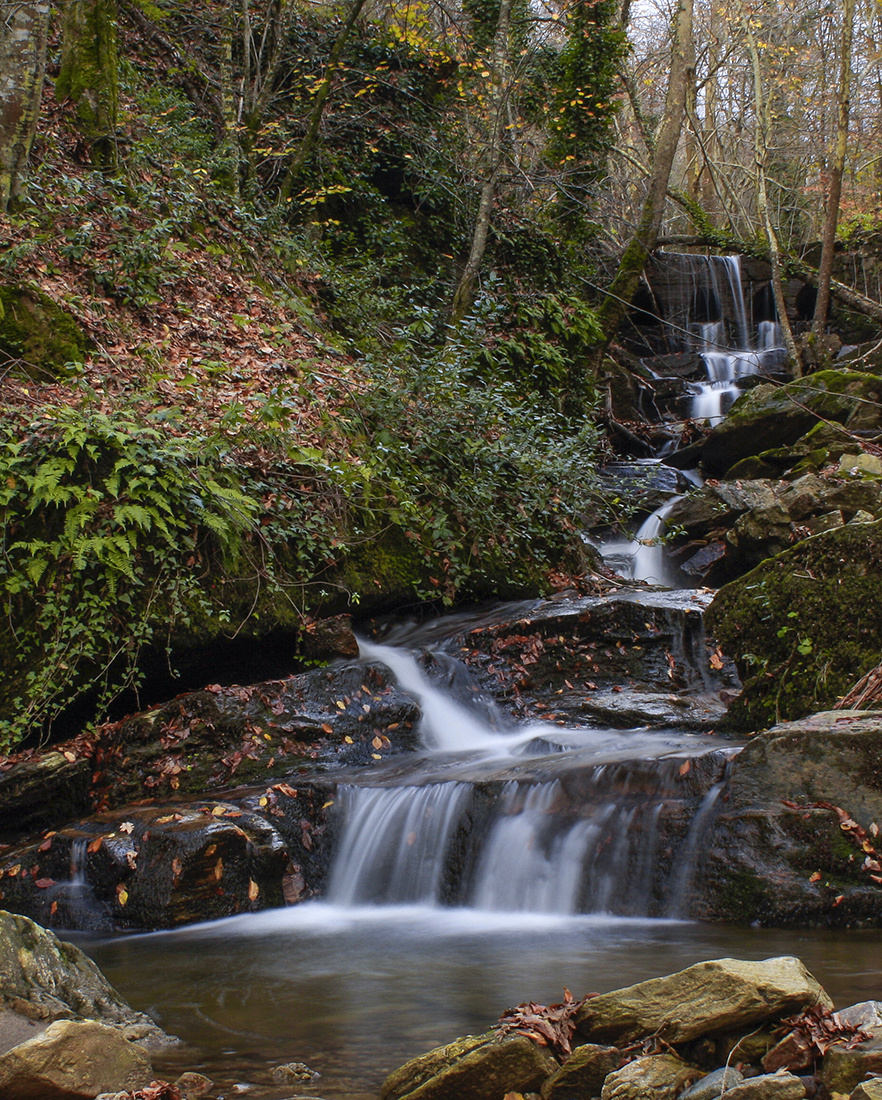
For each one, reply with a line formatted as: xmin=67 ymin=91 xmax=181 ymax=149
xmin=494 ymin=989 xmax=589 ymax=1058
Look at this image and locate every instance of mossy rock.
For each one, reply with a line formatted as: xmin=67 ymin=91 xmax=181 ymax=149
xmin=706 ymin=518 xmax=882 ymax=730
xmin=701 ymin=370 xmax=882 ymax=477
xmin=0 ymin=284 xmax=91 ymax=377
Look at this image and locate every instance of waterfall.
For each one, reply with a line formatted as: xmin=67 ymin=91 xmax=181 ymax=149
xmin=687 ymin=254 xmax=783 ymax=423
xmin=600 ymin=497 xmax=683 ymax=586
xmin=326 ymin=641 xmax=735 ymax=919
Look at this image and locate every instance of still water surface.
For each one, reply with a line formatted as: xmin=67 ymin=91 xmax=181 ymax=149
xmin=79 ymin=905 xmax=882 ymax=1099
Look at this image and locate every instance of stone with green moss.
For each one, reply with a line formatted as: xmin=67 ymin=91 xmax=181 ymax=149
xmin=0 ymin=284 xmax=91 ymax=377
xmin=706 ymin=518 xmax=882 ymax=730
xmin=700 ymin=370 xmax=882 ymax=477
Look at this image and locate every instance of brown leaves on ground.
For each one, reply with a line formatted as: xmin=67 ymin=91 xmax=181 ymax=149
xmin=494 ymin=988 xmax=588 ymax=1058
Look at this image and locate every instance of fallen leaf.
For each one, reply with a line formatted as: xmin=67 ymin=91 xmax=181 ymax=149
xmin=248 ymin=879 xmax=259 ymax=902
xmin=63 ymin=751 xmax=76 ymax=762
xmin=87 ymin=838 xmax=103 ymax=853
xmin=679 ymin=760 xmax=691 ymax=776
xmin=172 ymin=857 xmax=182 ymax=876
xmin=211 ymin=806 xmax=226 ymax=816
xmin=321 ymin=723 xmax=333 ymax=734
xmin=214 ymin=857 xmax=224 ymax=881
xmin=35 ymin=877 xmax=56 ymax=888
xmin=119 ymin=821 xmax=135 ymax=835
xmin=809 ymin=870 xmax=822 ymax=883
xmin=272 ymin=783 xmax=298 ymax=797
xmin=116 ymin=885 xmax=128 ymax=906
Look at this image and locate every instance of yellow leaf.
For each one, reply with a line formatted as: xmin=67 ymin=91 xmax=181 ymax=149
xmin=371 ymin=753 xmax=382 ymax=760
xmin=214 ymin=857 xmax=224 ymax=881
xmin=211 ymin=805 xmax=226 ymax=816
xmin=344 ymin=736 xmax=354 ymax=744
xmin=117 ymin=886 xmax=128 ymax=906
xmin=322 ymin=800 xmax=335 ymax=809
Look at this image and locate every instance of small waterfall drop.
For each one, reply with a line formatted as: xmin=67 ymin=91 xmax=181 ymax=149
xmin=600 ymin=497 xmax=683 ymax=586
xmin=327 ymin=639 xmax=736 ymax=919
xmin=686 ymin=254 xmax=784 ymax=423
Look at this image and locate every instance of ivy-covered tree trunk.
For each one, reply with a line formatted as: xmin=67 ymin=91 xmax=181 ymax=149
xmin=56 ymin=0 xmax=120 ymax=170
xmin=0 ymin=1 xmax=51 ymax=211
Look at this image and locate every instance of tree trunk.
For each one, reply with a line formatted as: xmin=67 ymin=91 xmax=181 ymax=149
xmin=278 ymin=0 xmax=369 ymax=205
xmin=217 ymin=0 xmax=240 ymax=194
xmin=741 ymin=11 xmax=802 ymax=373
xmin=0 ymin=2 xmax=51 ymax=210
xmin=591 ymin=0 xmax=694 ymax=358
xmin=449 ymin=0 xmax=513 ymax=326
xmin=812 ymin=0 xmax=855 ymax=337
xmin=56 ymin=0 xmax=119 ymax=171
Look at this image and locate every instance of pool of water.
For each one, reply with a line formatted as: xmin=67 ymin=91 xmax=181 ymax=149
xmin=78 ymin=904 xmax=882 ymax=1100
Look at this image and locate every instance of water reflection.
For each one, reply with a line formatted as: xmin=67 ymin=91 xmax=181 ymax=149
xmin=79 ymin=906 xmax=882 ymax=1100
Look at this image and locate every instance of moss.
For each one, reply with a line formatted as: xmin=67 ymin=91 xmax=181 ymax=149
xmin=0 ymin=283 xmax=91 ymax=377
xmin=707 ymin=519 xmax=882 ymax=730
xmin=715 ymin=869 xmax=772 ymax=924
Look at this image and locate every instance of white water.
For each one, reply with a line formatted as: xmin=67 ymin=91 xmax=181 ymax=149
xmin=689 ymin=255 xmax=784 ymax=423
xmin=328 ymin=639 xmax=735 ymax=919
xmin=600 ymin=496 xmax=683 ymax=586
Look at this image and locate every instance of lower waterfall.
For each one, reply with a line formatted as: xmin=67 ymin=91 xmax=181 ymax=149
xmin=322 ymin=640 xmax=736 ymax=920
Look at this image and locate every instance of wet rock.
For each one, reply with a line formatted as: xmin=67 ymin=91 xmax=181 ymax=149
xmin=599 ymin=1053 xmax=699 ymax=1099
xmin=455 ymin=590 xmax=738 ymax=732
xmin=379 ymin=1032 xmax=558 ymax=1100
xmin=692 ymin=712 xmax=882 ymax=926
xmin=706 ymin=518 xmax=882 ymax=729
xmin=0 ymin=752 xmax=91 ymax=842
xmin=574 ymin=957 xmax=830 ymax=1045
xmin=0 ymin=797 xmax=318 ymax=931
xmin=700 ymin=371 xmax=882 ymax=477
xmin=541 ymin=1042 xmax=622 ymax=1099
xmin=301 ymin=615 xmax=359 ymax=660
xmin=598 ymin=462 xmax=693 ymax=514
xmin=0 ymin=910 xmax=168 ymax=1042
xmin=0 ymin=661 xmax=420 ymax=844
xmin=723 ymin=1072 xmax=807 ymax=1099
xmin=0 ymin=1018 xmax=152 ymax=1099
xmin=680 ymin=1066 xmax=744 ymax=1100
xmin=821 ymin=1042 xmax=882 ymax=1095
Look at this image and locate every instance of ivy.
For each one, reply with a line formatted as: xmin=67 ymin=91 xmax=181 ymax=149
xmin=0 ymin=401 xmax=258 ymax=751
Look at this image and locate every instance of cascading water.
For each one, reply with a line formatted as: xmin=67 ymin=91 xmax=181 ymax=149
xmin=685 ymin=254 xmax=784 ymax=423
xmin=322 ymin=639 xmax=737 ymax=920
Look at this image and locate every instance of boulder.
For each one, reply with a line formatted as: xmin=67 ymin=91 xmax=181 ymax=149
xmin=706 ymin=518 xmax=882 ymax=729
xmin=0 ymin=802 xmax=295 ymax=931
xmin=574 ymin=957 xmax=830 ymax=1045
xmin=689 ymin=713 xmax=882 ymax=926
xmin=542 ymin=1042 xmax=622 ymax=1099
xmin=0 ymin=911 xmax=168 ymax=1042
xmin=379 ymin=1032 xmax=558 ymax=1100
xmin=600 ymin=1054 xmax=699 ymax=1099
xmin=700 ymin=371 xmax=882 ymax=477
xmin=0 ymin=1018 xmax=152 ymax=1099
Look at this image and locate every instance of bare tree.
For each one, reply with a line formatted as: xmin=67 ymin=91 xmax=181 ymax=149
xmin=0 ymin=1 xmax=51 ymax=210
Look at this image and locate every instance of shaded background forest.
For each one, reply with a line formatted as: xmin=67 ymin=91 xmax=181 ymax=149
xmin=0 ymin=0 xmax=879 ymax=750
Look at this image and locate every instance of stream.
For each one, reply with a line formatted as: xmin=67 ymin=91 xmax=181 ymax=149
xmin=72 ymin=254 xmax=882 ymax=1100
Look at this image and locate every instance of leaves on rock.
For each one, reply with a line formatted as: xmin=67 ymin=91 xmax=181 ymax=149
xmin=494 ymin=988 xmax=587 ymax=1057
